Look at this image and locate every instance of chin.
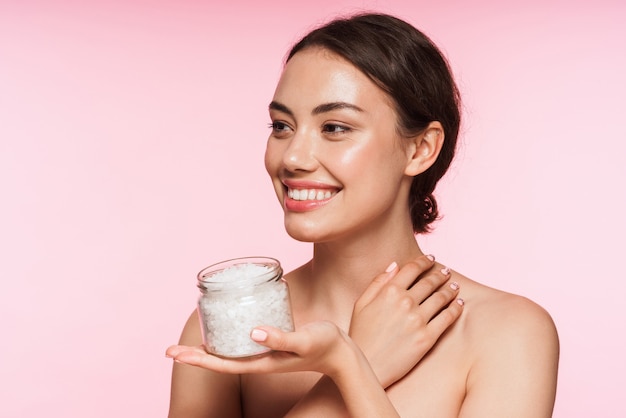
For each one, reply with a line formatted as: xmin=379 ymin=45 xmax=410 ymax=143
xmin=284 ymin=219 xmax=333 ymax=243
xmin=284 ymin=225 xmax=321 ymax=243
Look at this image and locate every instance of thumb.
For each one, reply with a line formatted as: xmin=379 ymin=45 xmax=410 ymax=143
xmin=250 ymin=326 xmax=296 ymax=352
xmin=251 ymin=321 xmax=340 ymax=356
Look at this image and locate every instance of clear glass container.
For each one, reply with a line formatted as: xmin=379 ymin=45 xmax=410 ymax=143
xmin=197 ymin=256 xmax=294 ymax=358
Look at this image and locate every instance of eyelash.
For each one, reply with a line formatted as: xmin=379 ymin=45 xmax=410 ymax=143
xmin=268 ymin=121 xmax=287 ymax=130
xmin=267 ymin=121 xmax=351 ymax=136
xmin=322 ymin=123 xmax=351 ymax=135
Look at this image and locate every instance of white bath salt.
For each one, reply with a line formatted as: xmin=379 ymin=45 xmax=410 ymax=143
xmin=208 ymin=263 xmax=272 ymax=283
xmin=198 ymin=262 xmax=294 ymax=357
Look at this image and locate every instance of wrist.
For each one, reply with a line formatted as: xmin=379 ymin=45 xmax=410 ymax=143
xmin=324 ymin=331 xmax=357 ymax=382
xmin=327 ymin=337 xmax=399 ymax=418
xmin=329 ymin=336 xmax=378 ymax=388
xmin=348 ymin=338 xmax=390 ymax=388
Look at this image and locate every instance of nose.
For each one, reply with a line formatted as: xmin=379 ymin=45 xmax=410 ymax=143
xmin=281 ymin=128 xmax=319 ymax=173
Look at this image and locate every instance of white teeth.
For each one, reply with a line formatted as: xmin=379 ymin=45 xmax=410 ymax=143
xmin=287 ymin=188 xmax=335 ymax=201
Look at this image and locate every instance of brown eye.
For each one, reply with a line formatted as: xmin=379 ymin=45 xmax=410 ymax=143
xmin=322 ymin=123 xmax=350 ymax=134
xmin=269 ymin=121 xmax=293 ymax=137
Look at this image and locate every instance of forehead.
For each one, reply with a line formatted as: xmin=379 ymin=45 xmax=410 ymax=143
xmin=272 ymin=47 xmax=393 ymax=112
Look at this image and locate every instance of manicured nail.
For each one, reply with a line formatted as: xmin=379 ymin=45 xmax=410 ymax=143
xmin=426 ymin=254 xmax=435 ymax=262
xmin=449 ymin=281 xmax=459 ymax=290
xmin=456 ymin=298 xmax=465 ymax=306
xmin=385 ymin=261 xmax=398 ymax=273
xmin=250 ymin=329 xmax=268 ymax=342
xmin=441 ymin=266 xmax=451 ymax=275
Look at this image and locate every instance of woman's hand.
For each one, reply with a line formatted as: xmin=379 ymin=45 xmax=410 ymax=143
xmin=166 ymin=255 xmax=463 ymax=418
xmin=349 ymin=255 xmax=464 ymax=387
xmin=167 ymin=322 xmax=401 ymax=418
xmin=167 ymin=321 xmax=353 ymax=378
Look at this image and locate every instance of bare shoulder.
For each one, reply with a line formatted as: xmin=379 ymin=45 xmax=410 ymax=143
xmin=456 ymin=273 xmax=558 ymax=348
xmin=451 ymin=272 xmax=559 ymax=417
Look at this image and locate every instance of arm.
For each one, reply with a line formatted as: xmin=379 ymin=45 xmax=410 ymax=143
xmin=458 ymin=297 xmax=559 ymax=418
xmin=168 ymin=311 xmax=242 ymax=418
xmin=166 ymin=255 xmax=462 ymax=417
xmin=328 ymin=333 xmax=401 ymax=418
xmin=285 ymin=256 xmax=464 ymax=416
xmin=168 ymin=321 xmax=400 ymax=418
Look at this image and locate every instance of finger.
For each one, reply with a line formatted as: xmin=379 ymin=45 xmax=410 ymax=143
xmin=167 ymin=345 xmax=230 ymax=369
xmin=406 ymin=265 xmax=452 ymax=303
xmin=168 ymin=343 xmax=289 ymax=374
xmin=249 ymin=326 xmax=295 ymax=351
xmin=251 ymin=325 xmax=312 ymax=355
xmin=425 ymin=296 xmax=465 ymax=337
xmin=252 ymin=322 xmax=340 ymax=356
xmin=356 ymin=261 xmax=399 ymax=308
xmin=418 ymin=278 xmax=461 ymax=319
xmin=166 ymin=344 xmax=206 ymax=358
xmin=389 ymin=255 xmax=436 ymax=290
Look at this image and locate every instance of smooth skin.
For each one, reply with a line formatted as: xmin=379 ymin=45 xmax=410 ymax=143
xmin=167 ymin=47 xmax=559 ymax=417
xmin=168 ymin=257 xmax=462 ymax=418
xmin=168 ymin=258 xmax=459 ymax=418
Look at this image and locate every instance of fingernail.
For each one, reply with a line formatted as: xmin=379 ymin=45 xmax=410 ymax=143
xmin=250 ymin=328 xmax=268 ymax=342
xmin=385 ymin=261 xmax=398 ymax=273
xmin=456 ymin=298 xmax=465 ymax=306
xmin=426 ymin=254 xmax=435 ymax=262
xmin=449 ymin=281 xmax=459 ymax=290
xmin=441 ymin=266 xmax=451 ymax=275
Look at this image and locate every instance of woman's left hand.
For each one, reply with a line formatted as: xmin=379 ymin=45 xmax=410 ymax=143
xmin=166 ymin=321 xmax=354 ymax=379
xmin=167 ymin=322 xmax=401 ymax=418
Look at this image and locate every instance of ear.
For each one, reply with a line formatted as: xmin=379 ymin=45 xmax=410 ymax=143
xmin=404 ymin=121 xmax=444 ymax=176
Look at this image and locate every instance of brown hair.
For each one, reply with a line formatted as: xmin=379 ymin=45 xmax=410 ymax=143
xmin=287 ymin=13 xmax=461 ymax=233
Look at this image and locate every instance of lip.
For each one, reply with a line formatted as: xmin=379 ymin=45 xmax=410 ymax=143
xmin=281 ymin=179 xmax=341 ymax=212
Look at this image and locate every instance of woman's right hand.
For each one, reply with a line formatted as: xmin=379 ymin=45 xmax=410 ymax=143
xmin=348 ymin=255 xmax=464 ymax=388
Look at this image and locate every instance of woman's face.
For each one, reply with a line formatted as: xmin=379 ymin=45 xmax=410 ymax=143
xmin=265 ymin=47 xmax=413 ymax=243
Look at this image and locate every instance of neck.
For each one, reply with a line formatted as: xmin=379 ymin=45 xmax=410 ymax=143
xmin=290 ymin=218 xmax=424 ymax=327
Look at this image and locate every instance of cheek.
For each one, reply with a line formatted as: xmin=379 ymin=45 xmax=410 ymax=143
xmin=331 ymin=140 xmax=402 ymax=176
xmin=334 ymin=145 xmax=362 ymax=167
xmin=264 ymin=139 xmax=278 ymax=175
xmin=323 ymin=139 xmax=375 ymax=171
xmin=264 ymin=142 xmax=286 ymax=203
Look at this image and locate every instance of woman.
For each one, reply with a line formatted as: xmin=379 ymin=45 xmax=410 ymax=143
xmin=166 ymin=13 xmax=559 ymax=417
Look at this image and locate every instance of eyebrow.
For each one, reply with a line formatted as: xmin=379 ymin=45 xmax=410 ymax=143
xmin=269 ymin=100 xmax=364 ymax=116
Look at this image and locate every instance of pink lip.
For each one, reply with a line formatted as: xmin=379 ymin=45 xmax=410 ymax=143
xmin=281 ymin=179 xmax=341 ymax=212
xmin=284 ymin=196 xmax=334 ymax=212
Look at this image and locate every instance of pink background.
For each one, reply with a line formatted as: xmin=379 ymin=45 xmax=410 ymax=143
xmin=1 ymin=0 xmax=624 ymax=416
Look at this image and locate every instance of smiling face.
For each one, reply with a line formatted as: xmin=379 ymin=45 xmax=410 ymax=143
xmin=264 ymin=47 xmax=416 ymax=244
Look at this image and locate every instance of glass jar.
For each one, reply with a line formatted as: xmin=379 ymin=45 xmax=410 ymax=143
xmin=196 ymin=256 xmax=294 ymax=358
